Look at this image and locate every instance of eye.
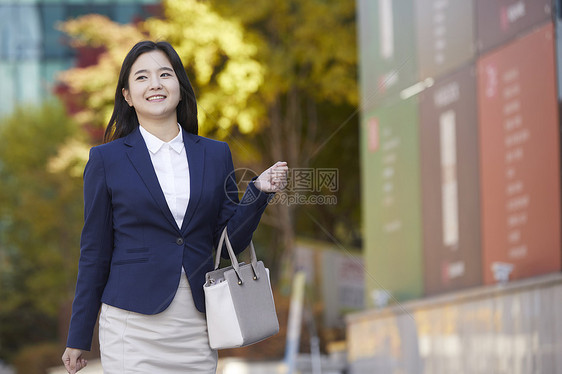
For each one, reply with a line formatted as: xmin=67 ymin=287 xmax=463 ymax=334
xmin=135 ymin=75 xmax=147 ymax=81
xmin=161 ymin=72 xmax=172 ymax=77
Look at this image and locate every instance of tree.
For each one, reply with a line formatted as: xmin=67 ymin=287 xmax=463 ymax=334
xmin=0 ymin=102 xmax=85 ymax=360
xmin=58 ymin=9 xmax=265 ymax=138
xmin=56 ymin=15 xmax=145 ymax=135
xmin=209 ymin=0 xmax=360 ymax=272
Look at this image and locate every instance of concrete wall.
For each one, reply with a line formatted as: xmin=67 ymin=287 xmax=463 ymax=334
xmin=346 ymin=272 xmax=562 ymax=373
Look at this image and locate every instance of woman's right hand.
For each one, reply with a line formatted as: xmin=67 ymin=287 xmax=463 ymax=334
xmin=62 ymin=347 xmax=87 ymax=374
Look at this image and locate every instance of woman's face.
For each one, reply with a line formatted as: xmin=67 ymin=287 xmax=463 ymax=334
xmin=122 ymin=50 xmax=181 ymax=125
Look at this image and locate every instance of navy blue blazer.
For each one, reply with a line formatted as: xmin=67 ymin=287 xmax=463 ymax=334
xmin=66 ymin=126 xmax=272 ymax=350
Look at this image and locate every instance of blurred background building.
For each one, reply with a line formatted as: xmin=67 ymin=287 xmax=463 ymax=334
xmin=350 ymin=0 xmax=562 ymax=372
xmin=0 ymin=0 xmax=160 ymax=117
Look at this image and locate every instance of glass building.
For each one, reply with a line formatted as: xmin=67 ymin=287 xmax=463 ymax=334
xmin=0 ymin=0 xmax=161 ymax=116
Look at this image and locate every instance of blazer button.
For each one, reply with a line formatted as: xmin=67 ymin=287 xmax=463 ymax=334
xmin=176 ymin=237 xmax=184 ymax=245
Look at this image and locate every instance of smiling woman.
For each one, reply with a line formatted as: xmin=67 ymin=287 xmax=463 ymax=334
xmin=122 ymin=51 xmax=182 ymax=140
xmin=61 ymin=41 xmax=288 ymax=374
xmin=102 ymin=41 xmax=199 ymax=143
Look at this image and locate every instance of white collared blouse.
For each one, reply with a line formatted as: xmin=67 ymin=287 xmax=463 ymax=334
xmin=139 ymin=124 xmax=190 ymax=230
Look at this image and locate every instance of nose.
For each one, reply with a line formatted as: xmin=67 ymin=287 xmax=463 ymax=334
xmin=149 ymin=76 xmax=163 ymax=90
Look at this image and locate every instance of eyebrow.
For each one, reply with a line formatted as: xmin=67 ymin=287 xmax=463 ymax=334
xmin=133 ymin=67 xmax=174 ymax=75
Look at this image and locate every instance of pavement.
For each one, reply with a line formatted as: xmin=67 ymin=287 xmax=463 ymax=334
xmin=0 ymin=361 xmax=14 ymax=374
xmin=47 ymin=360 xmax=103 ymax=374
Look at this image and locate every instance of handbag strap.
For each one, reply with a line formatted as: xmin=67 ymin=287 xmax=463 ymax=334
xmin=214 ymin=227 xmax=260 ymax=283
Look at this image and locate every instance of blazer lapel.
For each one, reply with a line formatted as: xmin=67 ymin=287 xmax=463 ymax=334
xmin=181 ymin=131 xmax=205 ymax=233
xmin=124 ymin=127 xmax=180 ymax=232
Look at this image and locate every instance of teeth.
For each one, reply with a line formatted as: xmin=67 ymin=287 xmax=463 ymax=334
xmin=147 ymin=96 xmax=165 ymax=101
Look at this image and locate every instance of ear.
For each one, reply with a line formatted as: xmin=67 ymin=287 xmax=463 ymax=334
xmin=122 ymin=88 xmax=133 ymax=107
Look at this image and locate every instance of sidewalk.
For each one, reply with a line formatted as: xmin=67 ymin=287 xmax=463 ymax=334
xmin=47 ymin=355 xmax=346 ymax=374
xmin=0 ymin=361 xmax=14 ymax=374
xmin=47 ymin=360 xmax=103 ymax=374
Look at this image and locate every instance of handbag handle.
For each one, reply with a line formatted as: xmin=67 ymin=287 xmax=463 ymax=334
xmin=214 ymin=227 xmax=260 ymax=284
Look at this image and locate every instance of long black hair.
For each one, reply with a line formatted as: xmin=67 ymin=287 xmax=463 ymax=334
xmin=104 ymin=41 xmax=198 ymax=143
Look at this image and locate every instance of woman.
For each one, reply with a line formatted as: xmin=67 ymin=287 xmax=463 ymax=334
xmin=61 ymin=41 xmax=287 ymax=374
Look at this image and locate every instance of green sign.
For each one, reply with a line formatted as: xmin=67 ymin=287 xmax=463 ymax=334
xmin=358 ymin=0 xmax=418 ymax=112
xmin=361 ymin=96 xmax=423 ymax=306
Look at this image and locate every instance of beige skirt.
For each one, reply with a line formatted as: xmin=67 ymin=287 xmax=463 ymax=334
xmin=99 ymin=273 xmax=218 ymax=374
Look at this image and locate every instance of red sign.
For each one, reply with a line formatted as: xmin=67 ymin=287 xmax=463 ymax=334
xmin=478 ymin=23 xmax=561 ymax=284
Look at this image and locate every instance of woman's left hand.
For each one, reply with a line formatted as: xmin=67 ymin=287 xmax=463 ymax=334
xmin=254 ymin=161 xmax=288 ymax=193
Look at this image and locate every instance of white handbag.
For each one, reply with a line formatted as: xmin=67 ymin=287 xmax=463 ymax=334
xmin=204 ymin=227 xmax=279 ymax=349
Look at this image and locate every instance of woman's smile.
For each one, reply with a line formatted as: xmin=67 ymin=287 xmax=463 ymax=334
xmin=147 ymin=95 xmax=167 ymax=102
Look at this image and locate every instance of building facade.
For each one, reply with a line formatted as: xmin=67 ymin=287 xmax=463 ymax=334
xmin=0 ymin=0 xmax=161 ymax=117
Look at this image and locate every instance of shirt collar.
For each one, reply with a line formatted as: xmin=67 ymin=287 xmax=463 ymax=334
xmin=139 ymin=124 xmax=184 ymax=154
